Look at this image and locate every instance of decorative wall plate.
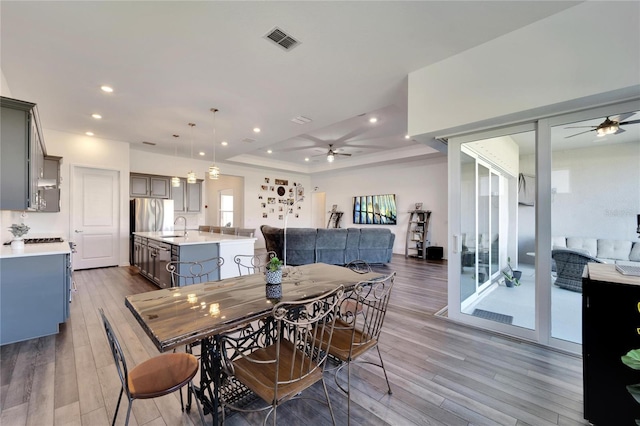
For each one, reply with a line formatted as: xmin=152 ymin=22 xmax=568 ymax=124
xmin=277 ymin=186 xmax=286 ymax=196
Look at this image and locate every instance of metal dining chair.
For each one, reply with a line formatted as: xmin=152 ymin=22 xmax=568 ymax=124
xmin=236 ymin=228 xmax=256 ymax=238
xmin=345 ymin=259 xmax=372 ymax=274
xmin=233 ymin=251 xmax=276 ymax=276
xmin=219 ymin=285 xmax=344 ymax=425
xmin=166 ymin=256 xmax=224 ymax=287
xmin=99 ymin=308 xmax=205 ymax=426
xmin=320 ymin=271 xmax=396 ymax=425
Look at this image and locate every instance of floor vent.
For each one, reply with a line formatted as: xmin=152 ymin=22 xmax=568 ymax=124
xmin=264 ymin=27 xmax=300 ymax=51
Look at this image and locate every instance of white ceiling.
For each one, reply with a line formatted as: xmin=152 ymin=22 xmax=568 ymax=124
xmin=1 ymin=1 xmax=582 ymax=173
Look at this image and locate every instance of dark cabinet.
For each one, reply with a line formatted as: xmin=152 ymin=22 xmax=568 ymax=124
xmin=129 ymin=173 xmax=170 ymax=198
xmin=0 ymin=96 xmax=46 ymax=211
xmin=172 ymin=178 xmax=201 ymax=213
xmin=583 ymin=263 xmax=640 ymax=425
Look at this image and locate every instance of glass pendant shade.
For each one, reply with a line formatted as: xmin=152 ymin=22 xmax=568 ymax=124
xmin=209 ymin=165 xmax=220 ymax=180
xmin=187 ymin=171 xmax=196 ymax=184
xmin=171 ymin=176 xmax=181 ymax=187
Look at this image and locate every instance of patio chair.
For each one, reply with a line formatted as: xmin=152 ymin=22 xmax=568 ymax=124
xmin=552 ymin=249 xmax=603 ymax=292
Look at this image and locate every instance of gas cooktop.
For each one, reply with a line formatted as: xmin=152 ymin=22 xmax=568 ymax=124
xmin=3 ymin=237 xmax=65 ymax=245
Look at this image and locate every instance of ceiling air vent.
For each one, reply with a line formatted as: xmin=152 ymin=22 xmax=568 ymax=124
xmin=291 ymin=116 xmax=312 ymax=125
xmin=264 ymin=27 xmax=300 ymax=51
xmin=242 ymin=138 xmax=256 ymax=143
xmin=142 ymin=141 xmax=156 ymax=146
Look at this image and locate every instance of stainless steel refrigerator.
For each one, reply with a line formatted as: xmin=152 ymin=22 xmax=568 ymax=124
xmin=130 ymin=198 xmax=174 ymax=263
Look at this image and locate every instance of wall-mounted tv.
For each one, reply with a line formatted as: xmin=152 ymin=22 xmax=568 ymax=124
xmin=353 ymin=194 xmax=397 ymax=225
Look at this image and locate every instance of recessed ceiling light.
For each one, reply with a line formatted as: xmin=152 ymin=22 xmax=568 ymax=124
xmin=405 ymin=134 xmax=410 ymax=139
xmin=85 ymin=131 xmax=94 ymax=136
xmin=221 ymin=141 xmax=228 ymax=146
xmin=100 ymin=85 xmax=113 ymax=93
xmin=92 ymin=113 xmax=102 ymax=119
xmin=369 ymin=117 xmax=378 ymax=123
xmin=253 ymin=127 xmax=261 ymax=133
xmin=304 ymin=157 xmax=309 ymax=162
xmin=199 ymin=151 xmax=205 ymax=156
xmin=267 ymin=149 xmax=272 ymax=154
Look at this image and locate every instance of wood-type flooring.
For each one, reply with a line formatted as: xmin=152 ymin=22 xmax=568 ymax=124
xmin=0 ymin=254 xmax=587 ymax=425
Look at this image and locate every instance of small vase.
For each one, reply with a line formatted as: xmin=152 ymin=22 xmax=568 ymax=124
xmin=11 ymin=237 xmax=24 ymax=250
xmin=266 ymin=269 xmax=282 ymax=285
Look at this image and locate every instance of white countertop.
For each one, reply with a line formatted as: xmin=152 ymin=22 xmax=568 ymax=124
xmin=0 ymin=242 xmax=71 ymax=259
xmin=133 ymin=231 xmax=256 ymax=246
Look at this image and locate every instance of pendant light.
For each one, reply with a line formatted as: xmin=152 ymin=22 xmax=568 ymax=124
xmin=171 ymin=134 xmax=181 ymax=187
xmin=187 ymin=122 xmax=197 ymax=184
xmin=209 ymin=108 xmax=220 ymax=180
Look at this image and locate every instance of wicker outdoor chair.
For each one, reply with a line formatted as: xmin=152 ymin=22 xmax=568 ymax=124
xmin=552 ymin=249 xmax=603 ymax=292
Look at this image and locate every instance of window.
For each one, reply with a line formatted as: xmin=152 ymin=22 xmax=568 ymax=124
xmin=220 ymin=190 xmax=233 ymax=227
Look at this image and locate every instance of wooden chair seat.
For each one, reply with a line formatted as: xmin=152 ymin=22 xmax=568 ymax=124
xmin=128 ymin=352 xmax=198 ymax=399
xmin=319 ymin=319 xmax=377 ymax=361
xmin=232 ymin=339 xmax=322 ymax=405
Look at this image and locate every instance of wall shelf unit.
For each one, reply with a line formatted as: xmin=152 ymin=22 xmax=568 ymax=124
xmin=405 ymin=209 xmax=431 ymax=259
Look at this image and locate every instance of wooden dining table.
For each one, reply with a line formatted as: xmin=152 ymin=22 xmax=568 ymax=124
xmin=125 ymin=262 xmax=384 ymax=423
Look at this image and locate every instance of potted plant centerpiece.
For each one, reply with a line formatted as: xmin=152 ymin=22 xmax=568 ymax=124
xmin=502 ymin=257 xmax=522 ymax=287
xmin=9 ymin=223 xmax=30 ymax=250
xmin=265 ymin=256 xmax=283 ymax=299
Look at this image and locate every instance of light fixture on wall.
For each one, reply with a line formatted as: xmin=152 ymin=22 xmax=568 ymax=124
xmin=209 ymin=108 xmax=220 ymax=180
xmin=171 ymin=134 xmax=181 ymax=187
xmin=187 ymin=122 xmax=197 ymax=184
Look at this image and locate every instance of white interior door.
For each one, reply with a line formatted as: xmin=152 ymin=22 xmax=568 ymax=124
xmin=72 ymin=166 xmax=119 ymax=269
xmin=311 ymin=192 xmax=326 ymax=228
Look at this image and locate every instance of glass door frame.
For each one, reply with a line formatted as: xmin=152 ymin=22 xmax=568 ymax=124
xmin=447 ymin=99 xmax=640 ymax=353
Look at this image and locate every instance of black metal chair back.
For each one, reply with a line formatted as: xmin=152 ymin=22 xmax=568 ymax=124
xmin=233 ymin=251 xmax=276 ymax=276
xmin=166 ymin=256 xmax=224 ymax=286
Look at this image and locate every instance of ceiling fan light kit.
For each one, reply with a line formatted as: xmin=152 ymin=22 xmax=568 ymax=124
xmin=565 ymin=114 xmax=639 ymax=139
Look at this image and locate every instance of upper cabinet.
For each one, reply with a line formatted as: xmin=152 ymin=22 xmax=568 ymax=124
xmin=172 ymin=178 xmax=202 ymax=213
xmin=129 ymin=173 xmax=170 ymax=199
xmin=0 ymin=96 xmax=47 ymax=211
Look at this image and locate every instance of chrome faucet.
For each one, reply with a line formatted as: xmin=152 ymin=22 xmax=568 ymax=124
xmin=174 ymin=216 xmax=187 ymax=237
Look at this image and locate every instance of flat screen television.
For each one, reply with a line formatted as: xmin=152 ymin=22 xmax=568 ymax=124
xmin=352 ymin=194 xmax=397 ymax=225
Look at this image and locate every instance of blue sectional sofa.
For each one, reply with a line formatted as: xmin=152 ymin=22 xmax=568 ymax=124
xmin=260 ymin=225 xmax=395 ymax=265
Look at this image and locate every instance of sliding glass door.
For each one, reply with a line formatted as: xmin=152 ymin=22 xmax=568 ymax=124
xmin=447 ymin=99 xmax=640 ymax=352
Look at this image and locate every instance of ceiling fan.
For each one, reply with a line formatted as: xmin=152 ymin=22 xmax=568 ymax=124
xmin=313 ymin=144 xmax=352 ymax=162
xmin=565 ymin=113 xmax=640 ymax=138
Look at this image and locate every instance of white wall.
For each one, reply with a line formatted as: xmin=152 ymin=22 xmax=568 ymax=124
xmin=310 ymin=156 xmax=448 ymax=257
xmin=408 ymin=1 xmax=640 ymax=137
xmin=1 ymin=129 xmax=131 ymax=265
xmin=518 ymin=140 xmax=640 ymax=263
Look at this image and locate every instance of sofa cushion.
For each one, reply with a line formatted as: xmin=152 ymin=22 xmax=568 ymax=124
xmin=630 ymin=242 xmax=640 ymax=262
xmin=566 ymin=238 xmax=597 ymax=257
xmin=597 ymin=239 xmax=632 ymax=261
xmin=552 ymin=237 xmax=567 ymax=248
xmin=358 ymin=229 xmax=392 ymax=264
xmin=284 ymin=228 xmax=317 ymax=265
xmin=345 ymin=228 xmax=361 ymax=264
xmin=315 ymin=229 xmax=348 ymax=265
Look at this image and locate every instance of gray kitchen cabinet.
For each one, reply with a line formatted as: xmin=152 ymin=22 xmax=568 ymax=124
xmin=0 ymin=96 xmax=46 ymax=211
xmin=0 ymin=253 xmax=71 ymax=345
xmin=172 ymin=178 xmax=202 ymax=212
xmin=130 ymin=173 xmax=170 ymax=198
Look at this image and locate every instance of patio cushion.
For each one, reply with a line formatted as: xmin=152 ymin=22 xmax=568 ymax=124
xmin=629 ymin=242 xmax=640 ymax=262
xmin=597 ymin=239 xmax=632 ymax=261
xmin=566 ymin=238 xmax=597 ymax=257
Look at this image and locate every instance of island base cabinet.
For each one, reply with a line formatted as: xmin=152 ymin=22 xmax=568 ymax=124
xmin=1 ymin=254 xmax=70 ymax=346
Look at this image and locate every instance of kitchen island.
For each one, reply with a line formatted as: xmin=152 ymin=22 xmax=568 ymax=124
xmin=132 ymin=231 xmax=256 ymax=287
xmin=0 ymin=242 xmax=72 ymax=345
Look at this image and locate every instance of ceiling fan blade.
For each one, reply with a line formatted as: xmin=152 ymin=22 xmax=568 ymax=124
xmin=564 ymin=125 xmax=597 ymax=129
xmin=619 ymin=119 xmax=640 ymax=126
xmin=614 ymin=127 xmax=626 ymax=135
xmin=565 ymin=129 xmax=595 ymax=139
xmin=335 ymin=127 xmax=370 ymax=144
xmin=614 ymin=112 xmax=635 ymax=123
xmin=335 ymin=152 xmax=352 ymax=156
xmin=298 ymin=134 xmax=329 ymax=144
